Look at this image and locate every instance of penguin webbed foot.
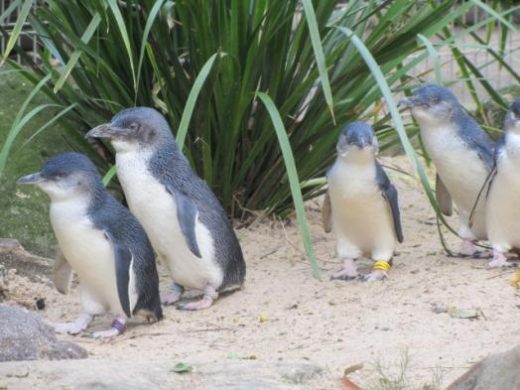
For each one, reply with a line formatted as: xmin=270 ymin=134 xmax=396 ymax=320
xmin=331 ymin=258 xmax=359 ymax=282
xmin=161 ymin=283 xmax=184 ymax=306
xmin=457 ymin=240 xmax=491 ymax=259
xmin=91 ymin=318 xmax=127 ymax=338
xmin=488 ymin=250 xmax=510 ymax=268
xmin=177 ymin=285 xmax=218 ymax=311
xmin=361 ymin=269 xmax=388 ymax=282
xmin=53 ymin=313 xmax=93 ymax=335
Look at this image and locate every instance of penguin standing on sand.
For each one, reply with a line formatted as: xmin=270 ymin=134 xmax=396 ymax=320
xmin=87 ymin=107 xmax=246 ymax=310
xmin=399 ymin=84 xmax=494 ymax=257
xmin=486 ymin=100 xmax=520 ymax=267
xmin=323 ymin=122 xmax=403 ymax=281
xmin=17 ymin=152 xmax=162 ymax=337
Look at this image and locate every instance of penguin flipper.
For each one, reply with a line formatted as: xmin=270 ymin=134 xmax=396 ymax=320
xmin=322 ymin=192 xmax=333 ymax=233
xmin=104 ymin=231 xmax=132 ymax=318
xmin=376 ymin=163 xmax=404 ymax=243
xmin=53 ymin=250 xmax=73 ymax=294
xmin=166 ymin=186 xmax=202 ymax=258
xmin=435 ymin=174 xmax=453 ymax=216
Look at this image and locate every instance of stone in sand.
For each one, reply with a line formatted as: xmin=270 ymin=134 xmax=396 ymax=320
xmin=0 ymin=305 xmax=87 ymax=361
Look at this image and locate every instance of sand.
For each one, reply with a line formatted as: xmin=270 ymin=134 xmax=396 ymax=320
xmin=2 ymin=156 xmax=520 ymax=388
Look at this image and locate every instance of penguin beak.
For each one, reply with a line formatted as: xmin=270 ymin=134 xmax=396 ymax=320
xmin=86 ymin=123 xmax=128 ymax=139
xmin=17 ymin=172 xmax=44 ymax=185
xmin=398 ymin=96 xmax=420 ymax=109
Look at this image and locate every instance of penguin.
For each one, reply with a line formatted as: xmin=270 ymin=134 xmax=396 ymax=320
xmin=86 ymin=107 xmax=246 ymax=310
xmin=17 ymin=152 xmax=162 ymax=337
xmin=485 ymin=99 xmax=520 ymax=267
xmin=399 ymin=84 xmax=494 ymax=257
xmin=323 ymin=122 xmax=403 ymax=281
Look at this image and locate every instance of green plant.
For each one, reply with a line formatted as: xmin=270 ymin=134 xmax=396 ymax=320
xmin=2 ymin=0 xmax=520 ymax=268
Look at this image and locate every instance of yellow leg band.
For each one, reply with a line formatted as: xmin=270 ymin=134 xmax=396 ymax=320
xmin=372 ymin=260 xmax=391 ymax=272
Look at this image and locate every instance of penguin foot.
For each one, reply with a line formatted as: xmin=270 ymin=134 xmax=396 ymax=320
xmin=489 ymin=250 xmax=509 ymax=268
xmin=331 ymin=258 xmax=358 ymax=281
xmin=177 ymin=285 xmax=218 ymax=311
xmin=457 ymin=240 xmax=491 ymax=258
xmin=330 ymin=269 xmax=358 ymax=281
xmin=53 ymin=313 xmax=93 ymax=335
xmin=92 ymin=318 xmax=127 ymax=338
xmin=161 ymin=283 xmax=184 ymax=305
xmin=362 ymin=270 xmax=387 ymax=282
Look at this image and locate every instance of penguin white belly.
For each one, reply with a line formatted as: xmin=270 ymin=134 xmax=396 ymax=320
xmin=328 ymin=163 xmax=396 ymax=257
xmin=421 ymin=126 xmax=488 ymax=238
xmin=50 ymin=200 xmax=124 ymax=316
xmin=116 ymin=152 xmax=223 ymax=290
xmin=487 ymin=152 xmax=520 ymax=250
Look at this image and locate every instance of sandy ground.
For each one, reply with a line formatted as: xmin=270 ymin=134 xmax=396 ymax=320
xmin=2 ymin=156 xmax=520 ymax=389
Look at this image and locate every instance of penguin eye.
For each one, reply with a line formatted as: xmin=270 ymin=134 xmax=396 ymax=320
xmin=129 ymin=123 xmax=139 ymax=131
xmin=430 ymin=97 xmax=440 ymax=104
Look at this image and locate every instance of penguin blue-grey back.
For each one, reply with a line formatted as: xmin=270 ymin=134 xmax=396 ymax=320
xmin=324 ymin=121 xmax=403 ymax=282
xmin=87 ymin=107 xmax=246 ymax=310
xmin=17 ymin=152 xmax=162 ymax=337
xmin=400 ymin=83 xmax=494 ymax=258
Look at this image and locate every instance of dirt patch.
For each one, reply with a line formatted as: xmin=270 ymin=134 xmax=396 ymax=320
xmin=1 ymin=157 xmax=519 ymax=388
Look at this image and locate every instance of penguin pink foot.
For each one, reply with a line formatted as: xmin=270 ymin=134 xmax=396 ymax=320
xmin=54 ymin=313 xmax=93 ymax=335
xmin=161 ymin=283 xmax=184 ymax=305
xmin=458 ymin=240 xmax=491 ymax=259
xmin=177 ymin=285 xmax=218 ymax=311
xmin=92 ymin=318 xmax=127 ymax=338
xmin=331 ymin=258 xmax=358 ymax=281
xmin=489 ymin=250 xmax=509 ymax=268
xmin=362 ymin=260 xmax=390 ymax=282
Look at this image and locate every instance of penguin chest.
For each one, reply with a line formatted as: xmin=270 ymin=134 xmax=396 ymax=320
xmin=49 ymin=201 xmax=123 ymax=315
xmin=421 ymin=126 xmax=488 ymax=234
xmin=487 ymin=147 xmax=520 ymax=248
xmin=116 ymin=153 xmax=223 ymax=290
xmin=327 ymin=163 xmax=395 ymax=253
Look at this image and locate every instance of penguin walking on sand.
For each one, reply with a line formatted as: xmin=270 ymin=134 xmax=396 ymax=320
xmin=323 ymin=122 xmax=403 ymax=281
xmin=17 ymin=152 xmax=162 ymax=337
xmin=87 ymin=107 xmax=246 ymax=310
xmin=399 ymin=84 xmax=494 ymax=257
xmin=486 ymin=100 xmax=520 ymax=267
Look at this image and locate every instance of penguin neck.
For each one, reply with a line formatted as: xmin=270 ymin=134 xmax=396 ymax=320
xmin=338 ymin=150 xmax=376 ymax=167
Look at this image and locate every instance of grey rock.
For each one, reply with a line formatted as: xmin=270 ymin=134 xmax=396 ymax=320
xmin=0 ymin=305 xmax=87 ymax=361
xmin=447 ymin=345 xmax=520 ymax=390
xmin=0 ymin=359 xmax=330 ymax=390
xmin=0 ymin=238 xmax=21 ymax=253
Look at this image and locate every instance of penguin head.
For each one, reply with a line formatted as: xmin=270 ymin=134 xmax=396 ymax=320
xmin=17 ymin=152 xmax=103 ymax=201
xmin=86 ymin=107 xmax=174 ymax=153
xmin=505 ymin=99 xmax=520 ymax=133
xmin=336 ymin=122 xmax=378 ymax=160
xmin=399 ymin=84 xmax=460 ymax=125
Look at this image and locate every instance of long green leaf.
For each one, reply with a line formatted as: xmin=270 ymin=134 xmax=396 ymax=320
xmin=53 ymin=11 xmax=103 ymax=93
xmin=470 ymin=0 xmax=517 ymax=32
xmin=107 ymin=0 xmax=137 ymax=91
xmin=1 ymin=0 xmax=32 ymax=63
xmin=176 ymin=53 xmax=221 ymax=150
xmin=257 ymin=92 xmax=320 ymax=278
xmin=301 ymin=0 xmax=335 ymax=123
xmin=0 ymin=104 xmax=61 ymax=175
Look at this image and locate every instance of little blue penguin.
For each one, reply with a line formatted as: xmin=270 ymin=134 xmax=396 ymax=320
xmin=399 ymin=84 xmax=494 ymax=257
xmin=86 ymin=107 xmax=246 ymax=310
xmin=17 ymin=152 xmax=162 ymax=337
xmin=323 ymin=122 xmax=403 ymax=281
xmin=486 ymin=99 xmax=520 ymax=267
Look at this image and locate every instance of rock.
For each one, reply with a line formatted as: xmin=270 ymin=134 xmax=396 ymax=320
xmin=0 ymin=305 xmax=87 ymax=361
xmin=447 ymin=345 xmax=520 ymax=390
xmin=0 ymin=360 xmax=329 ymax=389
xmin=0 ymin=238 xmax=22 ymax=253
